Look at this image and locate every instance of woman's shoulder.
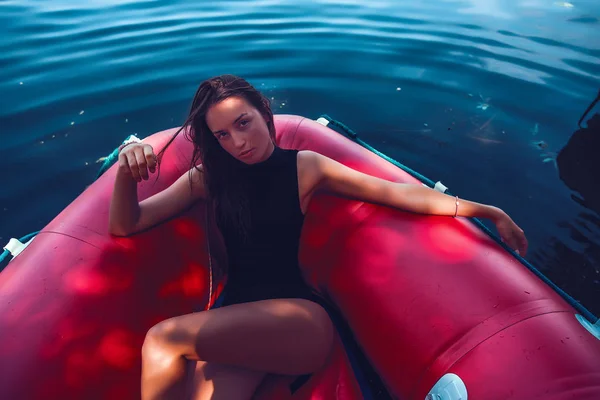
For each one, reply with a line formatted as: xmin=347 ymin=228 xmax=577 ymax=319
xmin=296 ymin=149 xmax=325 ymax=165
xmin=296 ymin=150 xmax=327 ymax=184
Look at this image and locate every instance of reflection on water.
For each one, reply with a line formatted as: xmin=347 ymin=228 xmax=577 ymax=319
xmin=557 ymin=93 xmax=600 ymax=216
xmin=544 ymin=93 xmax=600 ymax=314
xmin=532 ymin=212 xmax=600 ymax=313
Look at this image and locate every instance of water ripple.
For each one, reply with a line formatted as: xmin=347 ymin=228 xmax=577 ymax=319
xmin=3 ymin=7 xmax=596 ymax=119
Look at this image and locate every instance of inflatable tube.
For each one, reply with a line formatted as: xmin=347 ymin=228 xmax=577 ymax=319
xmin=1 ymin=115 xmax=599 ymax=400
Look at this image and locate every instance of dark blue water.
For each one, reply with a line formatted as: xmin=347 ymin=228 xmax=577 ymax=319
xmin=1 ymin=0 xmax=599 ymax=314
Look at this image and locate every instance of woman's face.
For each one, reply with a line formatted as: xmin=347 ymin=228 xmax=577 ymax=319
xmin=205 ymin=96 xmax=274 ymax=164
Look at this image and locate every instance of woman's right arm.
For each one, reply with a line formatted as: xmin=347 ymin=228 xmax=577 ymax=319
xmin=108 ymin=142 xmax=206 ymax=237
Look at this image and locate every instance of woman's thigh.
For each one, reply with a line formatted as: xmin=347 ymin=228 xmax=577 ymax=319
xmin=186 ymin=360 xmax=266 ymax=400
xmin=147 ymin=298 xmax=334 ymax=375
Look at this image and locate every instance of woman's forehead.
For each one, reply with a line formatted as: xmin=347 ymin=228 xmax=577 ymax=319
xmin=207 ymin=97 xmax=253 ymax=128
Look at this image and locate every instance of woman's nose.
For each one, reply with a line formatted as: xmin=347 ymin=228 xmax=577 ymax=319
xmin=231 ymin=132 xmax=246 ymax=148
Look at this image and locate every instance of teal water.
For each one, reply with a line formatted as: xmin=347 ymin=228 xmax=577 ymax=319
xmin=0 ymin=0 xmax=599 ymax=314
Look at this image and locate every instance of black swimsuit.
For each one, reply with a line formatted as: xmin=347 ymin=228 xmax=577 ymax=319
xmin=215 ymin=145 xmax=320 ymax=307
xmin=208 ymin=147 xmax=385 ymax=397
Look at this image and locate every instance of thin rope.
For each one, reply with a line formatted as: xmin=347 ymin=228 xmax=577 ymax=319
xmin=205 ymin=205 xmax=213 ymax=311
xmin=578 ymin=88 xmax=600 ymax=128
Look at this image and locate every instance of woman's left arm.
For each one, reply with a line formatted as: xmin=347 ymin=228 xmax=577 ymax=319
xmin=301 ymin=151 xmax=528 ymax=255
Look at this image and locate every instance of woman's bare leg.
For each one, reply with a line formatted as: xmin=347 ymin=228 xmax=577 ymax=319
xmin=141 ymin=298 xmax=333 ymax=400
xmin=185 ymin=360 xmax=266 ymax=400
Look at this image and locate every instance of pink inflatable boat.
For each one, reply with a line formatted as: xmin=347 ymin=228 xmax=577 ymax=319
xmin=1 ymin=114 xmax=599 ymax=399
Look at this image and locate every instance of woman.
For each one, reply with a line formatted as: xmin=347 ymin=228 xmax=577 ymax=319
xmin=109 ymin=75 xmax=528 ymax=399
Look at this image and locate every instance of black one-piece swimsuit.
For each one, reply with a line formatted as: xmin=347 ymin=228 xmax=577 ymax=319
xmin=215 ymin=145 xmax=322 ymax=307
xmin=211 ymin=148 xmax=346 ymax=394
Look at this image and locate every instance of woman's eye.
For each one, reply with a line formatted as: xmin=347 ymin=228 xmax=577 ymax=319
xmin=240 ymin=119 xmax=249 ymax=127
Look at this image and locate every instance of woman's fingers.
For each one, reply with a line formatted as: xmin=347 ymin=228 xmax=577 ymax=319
xmin=495 ymin=213 xmax=528 ymax=257
xmin=117 ymin=143 xmax=156 ymax=183
xmin=143 ymin=145 xmax=157 ymax=173
xmin=519 ymin=231 xmax=529 ymax=257
xmin=135 ymin=148 xmax=149 ymax=180
xmin=508 ymin=231 xmax=528 ymax=257
xmin=126 ymin=151 xmax=141 ymax=182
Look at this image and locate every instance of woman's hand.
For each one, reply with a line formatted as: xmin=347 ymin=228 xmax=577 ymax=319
xmin=118 ymin=142 xmax=157 ymax=182
xmin=493 ymin=210 xmax=528 ymax=256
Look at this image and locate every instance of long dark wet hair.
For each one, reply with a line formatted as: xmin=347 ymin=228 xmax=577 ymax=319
xmin=156 ymin=75 xmax=276 ymax=238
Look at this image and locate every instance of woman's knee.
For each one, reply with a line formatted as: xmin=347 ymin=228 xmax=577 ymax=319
xmin=142 ymin=318 xmax=184 ymax=359
xmin=142 ymin=324 xmax=166 ymax=362
xmin=287 ymin=300 xmax=335 ymax=374
xmin=303 ymin=301 xmax=334 ymax=349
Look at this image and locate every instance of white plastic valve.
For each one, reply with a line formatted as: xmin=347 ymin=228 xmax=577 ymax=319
xmin=426 ymin=373 xmax=467 ymax=400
